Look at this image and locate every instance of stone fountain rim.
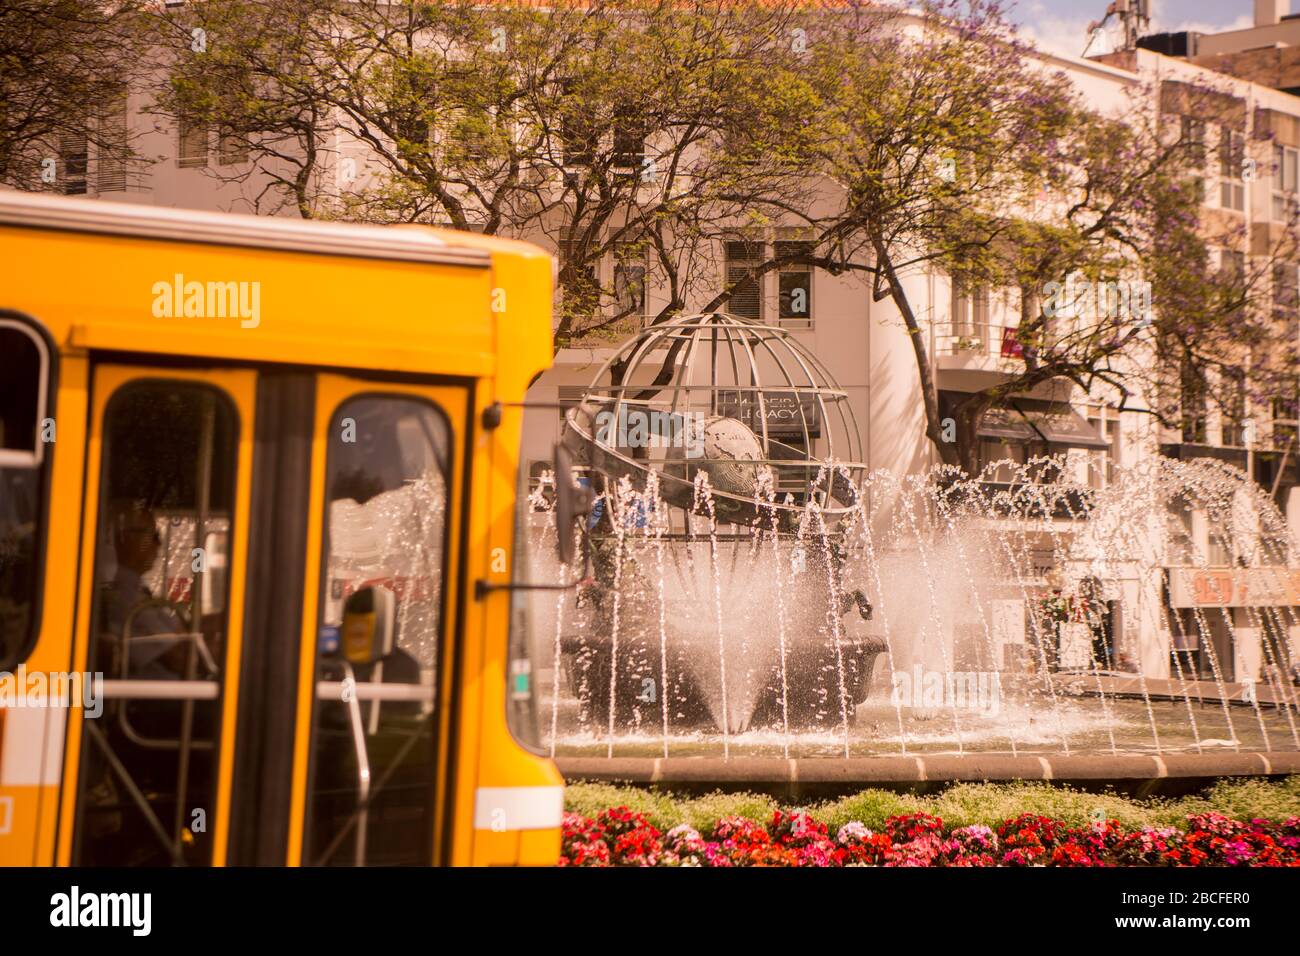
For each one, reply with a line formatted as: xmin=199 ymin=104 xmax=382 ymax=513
xmin=557 ymin=750 xmax=1300 ymax=789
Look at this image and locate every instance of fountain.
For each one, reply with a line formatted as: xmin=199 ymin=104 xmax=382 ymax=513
xmin=519 ymin=313 xmax=1300 ymax=789
xmin=551 ymin=314 xmax=879 ymax=743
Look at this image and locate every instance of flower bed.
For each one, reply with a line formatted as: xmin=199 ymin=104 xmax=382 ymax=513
xmin=559 ymin=807 xmax=1300 ymax=867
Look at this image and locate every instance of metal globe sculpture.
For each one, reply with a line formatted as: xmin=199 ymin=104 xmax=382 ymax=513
xmin=562 ymin=312 xmax=866 ymax=525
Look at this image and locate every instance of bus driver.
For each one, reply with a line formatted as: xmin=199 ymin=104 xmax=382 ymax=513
xmin=100 ymin=503 xmax=192 ymax=679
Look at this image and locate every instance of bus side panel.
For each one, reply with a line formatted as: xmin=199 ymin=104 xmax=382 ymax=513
xmin=0 ymin=353 xmax=88 ymax=866
xmin=456 ymin=244 xmax=561 ymax=867
xmin=462 ymin=393 xmax=563 ymax=868
xmin=2 ymin=226 xmax=496 ymax=379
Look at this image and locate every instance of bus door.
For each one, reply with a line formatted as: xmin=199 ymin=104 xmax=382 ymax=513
xmin=285 ymin=374 xmax=467 ymax=866
xmin=63 ymin=365 xmax=254 ymax=866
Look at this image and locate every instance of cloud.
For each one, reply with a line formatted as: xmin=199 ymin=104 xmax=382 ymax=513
xmin=1148 ymin=0 xmax=1253 ymax=36
xmin=1015 ymin=0 xmax=1255 ymax=61
xmin=1018 ymin=14 xmax=1111 ymax=60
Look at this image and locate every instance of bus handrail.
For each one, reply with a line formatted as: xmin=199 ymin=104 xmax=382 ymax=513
xmin=315 ymin=681 xmax=434 ymax=703
xmin=95 ymin=679 xmax=220 ymax=701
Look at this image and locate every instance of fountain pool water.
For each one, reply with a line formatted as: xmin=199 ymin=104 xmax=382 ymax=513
xmin=512 ymin=313 xmax=1300 ymax=767
xmin=516 ymin=455 xmax=1300 ymax=762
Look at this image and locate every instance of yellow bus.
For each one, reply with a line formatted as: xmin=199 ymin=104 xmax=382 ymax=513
xmin=0 ymin=190 xmax=566 ymax=866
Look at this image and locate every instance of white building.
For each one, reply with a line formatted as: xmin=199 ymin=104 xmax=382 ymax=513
xmin=45 ymin=2 xmax=1300 ymax=689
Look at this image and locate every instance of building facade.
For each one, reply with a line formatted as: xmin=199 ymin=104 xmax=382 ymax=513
xmin=38 ymin=2 xmax=1300 ymax=688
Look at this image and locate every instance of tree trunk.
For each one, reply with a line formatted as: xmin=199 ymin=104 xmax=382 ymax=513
xmin=871 ymin=235 xmax=961 ymax=468
xmin=954 ymin=396 xmax=990 ymax=477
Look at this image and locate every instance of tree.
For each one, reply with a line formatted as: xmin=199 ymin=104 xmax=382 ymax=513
xmin=758 ymin=0 xmax=1087 ymax=472
xmin=0 ymin=0 xmax=152 ymax=190
xmin=735 ymin=0 xmax=1300 ymax=474
xmin=154 ymin=0 xmax=339 ymax=218
xmin=156 ymin=0 xmax=817 ymax=343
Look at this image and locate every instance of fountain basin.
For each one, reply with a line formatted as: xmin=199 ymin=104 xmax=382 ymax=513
xmin=561 ymin=632 xmax=887 ymax=733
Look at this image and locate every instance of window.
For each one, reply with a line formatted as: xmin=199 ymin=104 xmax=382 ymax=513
xmin=1274 ymin=144 xmax=1299 ymax=221
xmin=558 ymin=235 xmax=599 ymax=326
xmin=1086 ymin=408 xmax=1119 ymax=488
xmin=1274 ymin=262 xmax=1298 ymax=316
xmin=435 ymin=106 xmax=503 ymax=165
xmin=75 ymin=382 xmax=239 ymax=866
xmin=97 ymin=97 xmax=128 ymax=191
xmin=177 ymin=114 xmax=209 ymax=168
xmin=1221 ymin=248 xmax=1246 ymax=281
xmin=611 ymin=109 xmax=646 ymax=173
xmin=1181 ymin=358 xmax=1208 ymax=443
xmin=507 ymin=438 xmax=548 ymax=752
xmin=725 ymin=240 xmax=763 ymax=321
xmin=612 ymin=240 xmax=647 ymax=321
xmin=1217 ymin=249 xmax=1247 ymax=323
xmin=1166 ymin=503 xmax=1197 ymax=566
xmin=557 ymin=84 xmax=596 ymax=168
xmin=305 ymin=395 xmax=450 ymax=866
xmin=1180 ymin=116 xmax=1208 ymax=204
xmin=1219 ymin=128 xmax=1245 ymax=211
xmin=0 ymin=319 xmax=53 ymax=670
xmin=1181 ymin=116 xmax=1206 ymax=168
xmin=951 ymin=276 xmax=990 ymax=346
xmin=217 ymin=126 xmax=248 ymax=166
xmin=1206 ymin=513 xmax=1233 ymax=567
xmin=1221 ymin=370 xmax=1248 ymax=446
xmin=776 ymin=240 xmax=814 ymax=330
xmin=557 ymin=385 xmax=590 ymax=423
xmin=58 ymin=130 xmax=87 ymax=195
xmin=1272 ymin=382 xmax=1299 ymax=451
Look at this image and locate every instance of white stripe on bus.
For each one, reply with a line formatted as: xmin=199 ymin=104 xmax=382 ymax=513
xmin=0 ymin=706 xmax=64 ymax=787
xmin=473 ymin=786 xmax=564 ymax=831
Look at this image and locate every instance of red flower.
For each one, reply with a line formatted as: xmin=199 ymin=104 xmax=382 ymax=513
xmin=558 ymin=805 xmax=1300 ymax=867
xmin=559 ymin=811 xmax=610 ymax=867
xmin=595 ymin=807 xmax=662 ymax=866
xmin=884 ymin=812 xmax=945 ymax=844
xmin=769 ymin=810 xmax=830 ymax=848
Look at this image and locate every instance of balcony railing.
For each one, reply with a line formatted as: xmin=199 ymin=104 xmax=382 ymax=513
xmin=935 ymin=322 xmax=1024 ymax=359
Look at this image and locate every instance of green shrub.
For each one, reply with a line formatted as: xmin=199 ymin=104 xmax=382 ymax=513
xmin=810 ymin=789 xmax=925 ymax=832
xmin=922 ymin=782 xmax=1164 ymax=830
xmin=1157 ymin=776 xmax=1300 ymax=826
xmin=563 ymin=782 xmax=681 ymax=829
xmin=563 ymin=776 xmax=1300 ymax=835
xmin=675 ymin=791 xmax=782 ymax=832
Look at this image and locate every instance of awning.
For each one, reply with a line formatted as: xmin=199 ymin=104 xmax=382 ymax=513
xmin=940 ymin=391 xmax=1109 ymax=451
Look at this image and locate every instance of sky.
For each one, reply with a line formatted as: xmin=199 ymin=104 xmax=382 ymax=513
xmin=1011 ymin=0 xmax=1259 ymax=59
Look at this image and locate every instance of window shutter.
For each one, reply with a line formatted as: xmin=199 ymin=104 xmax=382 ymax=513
xmin=97 ymin=98 xmax=128 ymax=191
xmin=218 ymin=127 xmax=248 ymax=166
xmin=178 ymin=115 xmax=209 ymax=168
xmin=725 ymin=240 xmax=762 ymax=320
xmin=59 ymin=130 xmax=88 ymax=195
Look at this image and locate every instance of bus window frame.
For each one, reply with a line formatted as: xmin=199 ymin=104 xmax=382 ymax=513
xmin=0 ymin=310 xmax=57 ymax=672
xmin=301 ymin=389 xmax=456 ymax=867
xmin=72 ymin=375 xmax=244 ymax=867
